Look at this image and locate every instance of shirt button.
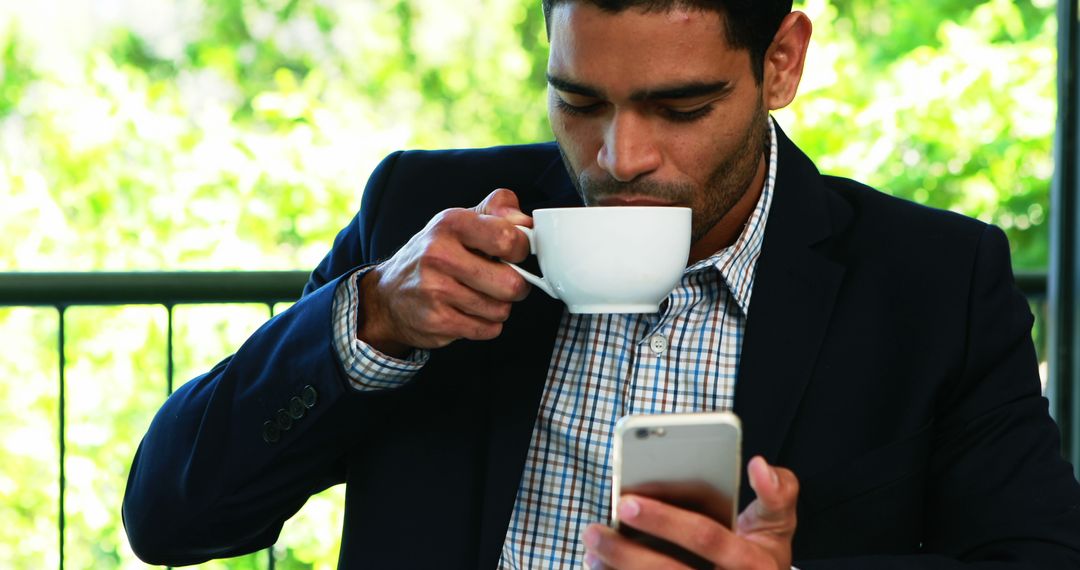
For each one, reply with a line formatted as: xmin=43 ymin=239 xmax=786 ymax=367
xmin=649 ymin=334 xmax=668 ymax=354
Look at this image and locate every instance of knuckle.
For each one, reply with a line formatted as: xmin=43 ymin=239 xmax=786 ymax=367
xmin=473 ymin=193 xmax=495 ymax=213
xmin=428 ymin=308 xmax=458 ymax=336
xmin=472 ymin=322 xmax=502 ymax=340
xmin=493 ymin=302 xmax=513 ymax=322
xmin=415 ymin=302 xmax=440 ymax=324
xmin=779 ymin=468 xmax=800 ymax=498
xmin=487 ymin=321 xmax=504 ymax=338
xmin=412 ymin=265 xmax=441 ymax=293
xmin=497 ymin=266 xmax=527 ymax=297
xmin=429 ymin=208 xmax=453 ymax=228
xmin=414 ymin=284 xmax=439 ymax=306
xmin=479 ymin=189 xmax=526 ymax=221
xmin=433 ymin=208 xmax=469 ymax=232
xmin=485 ymin=188 xmax=514 ymax=208
xmin=419 ymin=284 xmax=449 ymax=309
xmin=418 ymin=243 xmax=455 ymax=274
xmin=510 ymin=274 xmax=531 ymax=299
xmin=687 ymin=522 xmax=721 ymax=552
xmin=492 ymin=225 xmax=518 ymax=256
xmin=427 ymin=337 xmax=452 ymax=349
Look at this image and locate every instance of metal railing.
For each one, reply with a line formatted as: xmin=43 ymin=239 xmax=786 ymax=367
xmin=0 ymin=271 xmax=309 ymax=570
xmin=0 ymin=269 xmax=1054 ymax=569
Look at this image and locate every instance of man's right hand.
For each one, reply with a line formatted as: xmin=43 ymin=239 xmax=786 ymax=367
xmin=357 ymin=189 xmax=534 ymax=357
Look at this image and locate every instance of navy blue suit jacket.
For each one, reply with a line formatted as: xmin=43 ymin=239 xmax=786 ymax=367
xmin=124 ymin=127 xmax=1080 ymax=568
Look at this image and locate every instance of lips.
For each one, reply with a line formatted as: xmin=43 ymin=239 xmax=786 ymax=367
xmin=596 ymin=196 xmax=677 ymax=207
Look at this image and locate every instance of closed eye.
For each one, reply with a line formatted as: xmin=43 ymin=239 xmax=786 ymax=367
xmin=554 ymin=95 xmax=605 ymax=116
xmin=660 ymin=104 xmax=715 ymax=123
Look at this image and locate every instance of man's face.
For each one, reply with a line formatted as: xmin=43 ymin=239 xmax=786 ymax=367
xmin=547 ymin=3 xmax=769 ymax=246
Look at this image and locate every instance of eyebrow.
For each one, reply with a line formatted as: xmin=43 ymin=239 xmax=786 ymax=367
xmin=547 ymin=74 xmax=603 ymax=98
xmin=547 ymin=73 xmax=732 ymax=101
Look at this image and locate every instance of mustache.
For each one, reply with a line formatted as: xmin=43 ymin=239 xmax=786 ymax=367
xmin=578 ymin=174 xmax=694 ymax=205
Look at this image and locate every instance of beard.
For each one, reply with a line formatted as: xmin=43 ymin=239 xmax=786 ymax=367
xmin=558 ymin=100 xmax=769 ymax=245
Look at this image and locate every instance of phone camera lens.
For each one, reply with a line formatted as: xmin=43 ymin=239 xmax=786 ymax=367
xmin=634 ymin=428 xmax=649 ymax=439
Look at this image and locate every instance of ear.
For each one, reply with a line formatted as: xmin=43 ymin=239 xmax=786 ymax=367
xmin=762 ymin=11 xmax=813 ymax=111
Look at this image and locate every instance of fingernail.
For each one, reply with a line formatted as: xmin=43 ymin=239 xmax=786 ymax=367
xmin=770 ymin=465 xmax=779 ymax=487
xmin=618 ymin=498 xmax=641 ymax=520
xmin=583 ymin=526 xmax=600 ymax=548
xmin=584 ymin=552 xmax=602 ymax=569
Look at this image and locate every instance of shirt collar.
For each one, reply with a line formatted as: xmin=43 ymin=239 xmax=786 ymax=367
xmin=686 ymin=116 xmax=779 ymax=315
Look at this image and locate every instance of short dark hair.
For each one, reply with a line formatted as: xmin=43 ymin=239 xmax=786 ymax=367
xmin=541 ymin=0 xmax=793 ymax=83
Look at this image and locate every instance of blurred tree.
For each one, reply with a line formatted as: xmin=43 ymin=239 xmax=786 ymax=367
xmin=777 ymin=0 xmax=1056 ymax=268
xmin=0 ymin=0 xmax=1059 ymax=568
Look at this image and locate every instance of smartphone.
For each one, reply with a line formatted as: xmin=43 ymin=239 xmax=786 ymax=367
xmin=612 ymin=412 xmax=742 ymax=567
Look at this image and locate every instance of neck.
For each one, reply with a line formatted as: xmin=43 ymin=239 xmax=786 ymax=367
xmin=687 ymin=154 xmax=768 ymax=264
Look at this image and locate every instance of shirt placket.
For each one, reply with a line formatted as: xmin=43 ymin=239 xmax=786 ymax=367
xmin=624 ymin=272 xmax=701 ymax=415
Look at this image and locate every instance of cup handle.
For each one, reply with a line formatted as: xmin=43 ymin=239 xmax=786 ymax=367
xmin=503 ymin=226 xmax=558 ymax=300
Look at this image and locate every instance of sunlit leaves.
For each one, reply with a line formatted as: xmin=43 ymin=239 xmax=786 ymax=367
xmin=778 ymin=0 xmax=1055 ymax=267
xmin=0 ymin=0 xmax=1061 ymax=568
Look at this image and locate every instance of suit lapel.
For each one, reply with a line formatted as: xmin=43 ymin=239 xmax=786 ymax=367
xmin=734 ymin=127 xmax=849 ymax=509
xmin=476 ymin=152 xmax=580 ymax=568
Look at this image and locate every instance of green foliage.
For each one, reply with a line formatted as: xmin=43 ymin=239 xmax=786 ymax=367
xmin=0 ymin=28 xmax=36 ymax=116
xmin=777 ymin=0 xmax=1056 ymax=268
xmin=0 ymin=0 xmax=1059 ymax=568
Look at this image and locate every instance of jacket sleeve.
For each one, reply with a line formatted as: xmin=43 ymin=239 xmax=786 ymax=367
xmin=122 ymin=152 xmax=405 ymax=565
xmin=798 ymin=225 xmax=1080 ymax=568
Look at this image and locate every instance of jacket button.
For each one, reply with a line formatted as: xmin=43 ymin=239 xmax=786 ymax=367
xmin=288 ymin=396 xmax=306 ymax=419
xmin=275 ymin=409 xmax=293 ymax=431
xmin=262 ymin=420 xmax=280 ymax=444
xmin=301 ymin=385 xmax=318 ymax=409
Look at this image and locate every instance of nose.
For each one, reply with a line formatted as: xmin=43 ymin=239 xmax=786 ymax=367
xmin=596 ymin=110 xmax=661 ymax=182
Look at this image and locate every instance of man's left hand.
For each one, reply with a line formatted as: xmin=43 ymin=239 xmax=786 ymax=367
xmin=582 ymin=456 xmax=799 ymax=569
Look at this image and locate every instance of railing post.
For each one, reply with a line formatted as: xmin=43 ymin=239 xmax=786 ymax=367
xmin=1049 ymin=0 xmax=1080 ymax=473
xmin=166 ymin=304 xmax=175 ymax=396
xmin=268 ymin=301 xmax=277 ymax=570
xmin=57 ymin=306 xmax=66 ymax=570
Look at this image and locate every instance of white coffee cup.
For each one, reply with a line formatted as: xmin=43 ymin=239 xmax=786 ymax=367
xmin=505 ymin=206 xmax=692 ymax=314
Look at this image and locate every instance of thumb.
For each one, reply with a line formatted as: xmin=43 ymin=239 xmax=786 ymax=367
xmin=738 ymin=457 xmax=797 ymax=567
xmin=746 ymin=456 xmax=799 ymax=523
xmin=476 ymin=188 xmax=532 ymax=226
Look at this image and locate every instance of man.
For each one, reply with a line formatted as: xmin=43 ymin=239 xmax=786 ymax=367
xmin=123 ymin=1 xmax=1080 ymax=568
